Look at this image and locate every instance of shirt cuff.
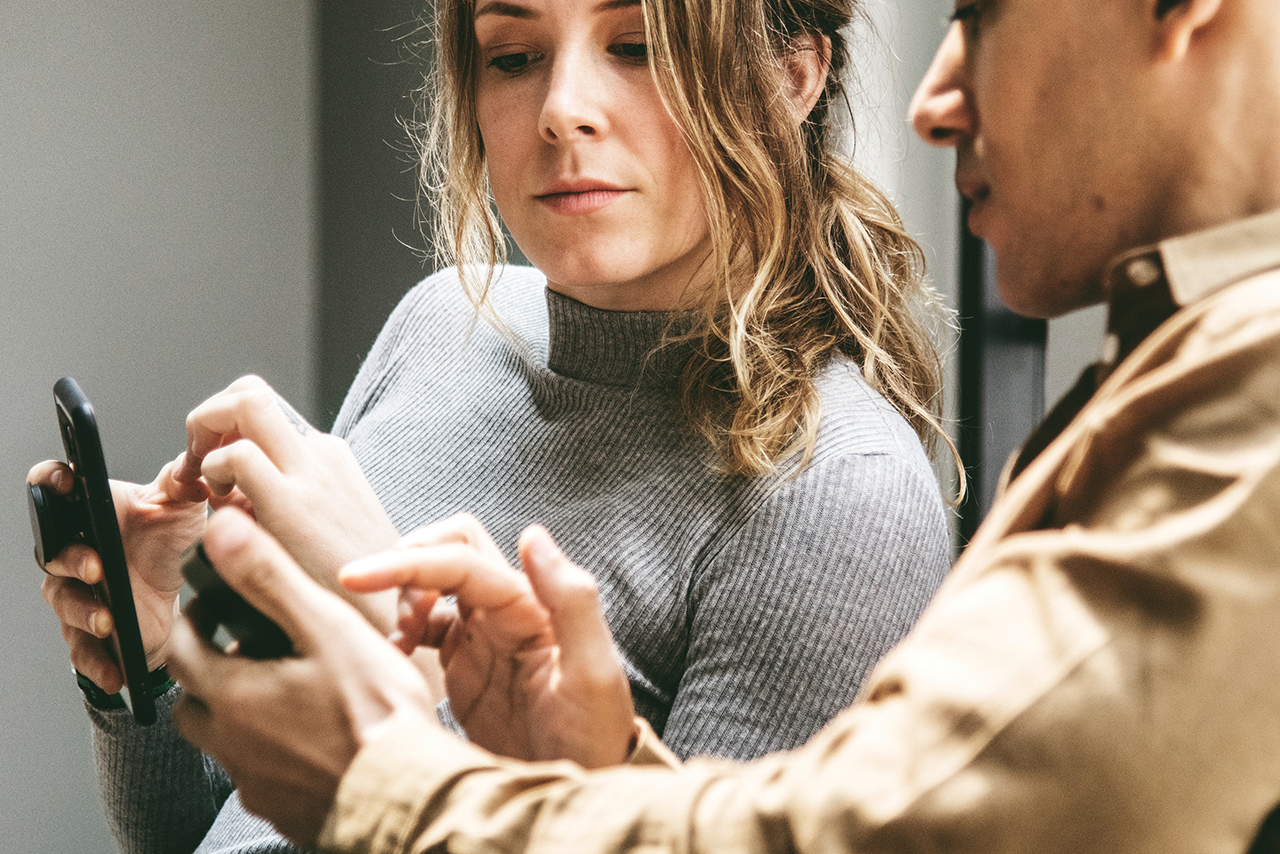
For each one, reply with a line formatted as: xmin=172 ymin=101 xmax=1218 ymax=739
xmin=625 ymin=717 xmax=682 ymax=769
xmin=318 ymin=718 xmax=499 ymax=854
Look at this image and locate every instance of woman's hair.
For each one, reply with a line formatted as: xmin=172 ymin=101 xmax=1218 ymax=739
xmin=415 ymin=0 xmax=959 ymax=486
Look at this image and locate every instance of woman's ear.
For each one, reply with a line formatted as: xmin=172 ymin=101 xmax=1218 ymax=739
xmin=1153 ymin=0 xmax=1226 ymax=63
xmin=785 ymin=34 xmax=832 ymax=123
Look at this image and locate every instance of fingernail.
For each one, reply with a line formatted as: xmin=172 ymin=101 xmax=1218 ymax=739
xmin=93 ymin=610 xmax=112 ymax=637
xmin=50 ymin=469 xmax=68 ymax=493
xmin=208 ymin=506 xmax=254 ymax=550
xmin=526 ymin=527 xmax=559 ymax=564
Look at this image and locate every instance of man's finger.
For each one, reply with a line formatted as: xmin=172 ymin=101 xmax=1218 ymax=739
xmin=166 ymin=608 xmax=243 ymax=703
xmin=170 ymin=690 xmax=216 ymax=753
xmin=518 ymin=526 xmax=621 ymax=683
xmin=340 ymin=544 xmax=533 ymax=610
xmin=199 ymin=507 xmax=355 ymax=653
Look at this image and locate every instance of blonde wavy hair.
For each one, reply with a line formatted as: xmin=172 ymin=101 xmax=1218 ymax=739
xmin=415 ymin=0 xmax=958 ymax=486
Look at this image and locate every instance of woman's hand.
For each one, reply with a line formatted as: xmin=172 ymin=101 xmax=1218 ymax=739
xmin=340 ymin=515 xmax=638 ymax=769
xmin=29 ymin=457 xmax=208 ymax=690
xmin=173 ymin=375 xmax=401 ymax=631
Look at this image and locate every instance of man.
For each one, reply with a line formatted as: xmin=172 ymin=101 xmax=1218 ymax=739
xmin=167 ymin=0 xmax=1280 ymax=850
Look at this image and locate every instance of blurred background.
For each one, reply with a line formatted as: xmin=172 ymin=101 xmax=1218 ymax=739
xmin=0 ymin=1 xmax=1103 ymax=849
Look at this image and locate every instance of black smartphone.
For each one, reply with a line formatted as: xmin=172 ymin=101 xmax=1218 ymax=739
xmin=28 ymin=377 xmax=155 ymax=725
xmin=181 ymin=541 xmax=293 ymax=660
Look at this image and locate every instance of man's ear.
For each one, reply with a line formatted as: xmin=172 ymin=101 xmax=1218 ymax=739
xmin=1154 ymin=0 xmax=1226 ymax=63
xmin=785 ymin=34 xmax=832 ymax=123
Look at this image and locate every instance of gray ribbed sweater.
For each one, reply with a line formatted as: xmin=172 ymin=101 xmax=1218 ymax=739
xmin=88 ymin=266 xmax=951 ymax=854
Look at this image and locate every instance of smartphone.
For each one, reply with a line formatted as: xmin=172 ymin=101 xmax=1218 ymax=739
xmin=28 ymin=377 xmax=155 ymax=725
xmin=181 ymin=541 xmax=293 ymax=659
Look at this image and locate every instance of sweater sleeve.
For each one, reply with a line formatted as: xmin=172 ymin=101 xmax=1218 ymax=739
xmin=90 ymin=686 xmax=233 ymax=854
xmin=661 ymin=451 xmax=950 ymax=760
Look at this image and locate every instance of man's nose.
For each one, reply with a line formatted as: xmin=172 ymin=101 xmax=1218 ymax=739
xmin=909 ymin=23 xmax=974 ymax=147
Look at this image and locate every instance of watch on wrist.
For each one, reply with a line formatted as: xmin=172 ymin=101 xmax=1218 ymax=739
xmin=75 ymin=666 xmax=175 ymax=711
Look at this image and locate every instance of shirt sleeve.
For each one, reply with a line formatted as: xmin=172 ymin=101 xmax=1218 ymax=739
xmin=661 ymin=451 xmax=951 ymax=760
xmin=318 ymin=279 xmax=1280 ymax=854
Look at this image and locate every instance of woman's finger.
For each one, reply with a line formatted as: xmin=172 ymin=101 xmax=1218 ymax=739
xmin=63 ymin=623 xmax=123 ymax=694
xmin=42 ymin=574 xmax=112 ymax=638
xmin=395 ymin=514 xmax=506 ymax=558
xmin=39 ymin=542 xmax=104 ymax=584
xmin=201 ymin=438 xmax=288 ymax=501
xmin=157 ymin=455 xmax=212 ymax=503
xmin=184 ymin=376 xmax=313 ymax=475
xmin=340 ymin=543 xmax=531 ymax=610
xmin=26 ymin=460 xmax=73 ymax=494
xmin=518 ymin=526 xmax=623 ymax=686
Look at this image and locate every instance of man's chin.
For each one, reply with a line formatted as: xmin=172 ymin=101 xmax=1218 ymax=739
xmin=994 ymin=261 xmax=1106 ymax=320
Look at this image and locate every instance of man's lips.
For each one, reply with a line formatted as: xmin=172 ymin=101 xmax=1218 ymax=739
xmin=955 ymin=173 xmax=990 ymax=204
xmin=955 ymin=172 xmax=992 ymax=237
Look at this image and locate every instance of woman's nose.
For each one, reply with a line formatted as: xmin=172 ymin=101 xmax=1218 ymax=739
xmin=539 ymin=53 xmax=608 ymax=144
xmin=909 ymin=24 xmax=974 ymax=147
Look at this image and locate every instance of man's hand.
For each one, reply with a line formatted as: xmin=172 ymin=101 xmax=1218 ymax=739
xmin=340 ymin=514 xmax=639 ymax=769
xmin=172 ymin=374 xmax=401 ymax=631
xmin=167 ymin=508 xmax=439 ymax=848
xmin=29 ymin=457 xmax=208 ymax=687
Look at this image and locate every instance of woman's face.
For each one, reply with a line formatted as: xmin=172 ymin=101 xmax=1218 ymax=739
xmin=472 ymin=0 xmax=711 ymax=311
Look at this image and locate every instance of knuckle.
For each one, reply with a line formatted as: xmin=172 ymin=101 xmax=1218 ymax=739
xmin=223 ymin=439 xmax=258 ymax=465
xmin=449 ymin=512 xmax=486 ymax=540
xmin=231 ymin=373 xmax=268 ymax=392
xmin=243 ymin=385 xmax=276 ymax=413
xmin=40 ymin=574 xmax=60 ymax=605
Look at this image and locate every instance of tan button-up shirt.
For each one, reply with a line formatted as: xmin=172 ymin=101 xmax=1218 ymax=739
xmin=319 ymin=208 xmax=1280 ymax=854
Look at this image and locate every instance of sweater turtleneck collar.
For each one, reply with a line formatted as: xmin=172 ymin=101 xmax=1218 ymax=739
xmin=545 ymin=288 xmax=695 ymax=389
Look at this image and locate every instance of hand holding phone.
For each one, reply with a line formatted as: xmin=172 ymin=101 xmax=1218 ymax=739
xmin=28 ymin=377 xmax=156 ymax=724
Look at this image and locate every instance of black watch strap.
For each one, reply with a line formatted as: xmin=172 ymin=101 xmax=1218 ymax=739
xmin=75 ymin=666 xmax=175 ymax=711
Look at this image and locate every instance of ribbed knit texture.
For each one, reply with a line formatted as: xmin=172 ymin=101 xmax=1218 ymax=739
xmin=90 ymin=266 xmax=951 ymax=854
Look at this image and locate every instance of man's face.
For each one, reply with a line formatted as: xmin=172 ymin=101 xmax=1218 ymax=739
xmin=910 ymin=0 xmax=1176 ymax=318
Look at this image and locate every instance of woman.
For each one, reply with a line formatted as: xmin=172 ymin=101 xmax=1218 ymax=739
xmin=31 ymin=0 xmax=955 ymax=851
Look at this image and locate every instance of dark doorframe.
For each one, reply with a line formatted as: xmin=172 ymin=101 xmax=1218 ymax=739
xmin=316 ymin=0 xmax=434 ymax=425
xmin=955 ymin=201 xmax=1047 ymax=544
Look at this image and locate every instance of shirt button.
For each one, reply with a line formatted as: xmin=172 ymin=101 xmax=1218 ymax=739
xmin=1100 ymin=332 xmax=1120 ymax=366
xmin=1126 ymin=257 xmax=1161 ymax=287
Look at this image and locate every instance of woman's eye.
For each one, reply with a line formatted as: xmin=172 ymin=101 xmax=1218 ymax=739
xmin=609 ymin=42 xmax=648 ymax=64
xmin=488 ymin=51 xmax=542 ymax=75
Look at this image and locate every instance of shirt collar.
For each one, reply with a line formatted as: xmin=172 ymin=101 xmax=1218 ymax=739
xmin=1098 ymin=206 xmax=1280 ymax=378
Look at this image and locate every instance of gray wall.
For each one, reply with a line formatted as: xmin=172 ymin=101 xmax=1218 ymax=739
xmin=316 ymin=0 xmax=429 ymax=424
xmin=1 ymin=4 xmax=315 ymax=851
xmin=1047 ymin=305 xmax=1108 ymax=407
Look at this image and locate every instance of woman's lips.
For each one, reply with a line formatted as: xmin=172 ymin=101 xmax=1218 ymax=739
xmin=535 ymin=188 xmax=630 ymax=216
